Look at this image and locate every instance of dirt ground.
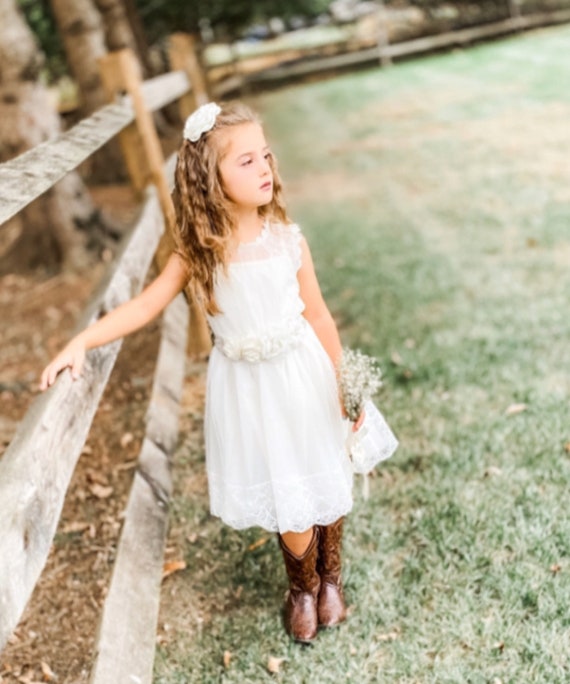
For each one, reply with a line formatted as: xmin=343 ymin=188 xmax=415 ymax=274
xmin=0 ymin=185 xmax=206 ymax=684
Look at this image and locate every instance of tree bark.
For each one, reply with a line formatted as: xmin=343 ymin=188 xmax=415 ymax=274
xmin=0 ymin=0 xmax=117 ymax=274
xmin=49 ymin=0 xmax=126 ymax=182
xmin=122 ymin=0 xmax=155 ymax=76
xmin=94 ymin=0 xmax=138 ymax=55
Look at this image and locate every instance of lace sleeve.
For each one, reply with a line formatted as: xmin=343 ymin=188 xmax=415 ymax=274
xmin=286 ymin=223 xmax=303 ymax=272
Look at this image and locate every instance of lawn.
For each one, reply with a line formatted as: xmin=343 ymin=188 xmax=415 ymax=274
xmin=155 ymin=24 xmax=570 ymax=683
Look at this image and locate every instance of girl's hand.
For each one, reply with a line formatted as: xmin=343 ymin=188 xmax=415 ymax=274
xmin=352 ymin=409 xmax=365 ymax=433
xmin=40 ymin=338 xmax=86 ymax=391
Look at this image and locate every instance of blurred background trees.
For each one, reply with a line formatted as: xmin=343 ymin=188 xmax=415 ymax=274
xmin=0 ymin=0 xmax=115 ymax=274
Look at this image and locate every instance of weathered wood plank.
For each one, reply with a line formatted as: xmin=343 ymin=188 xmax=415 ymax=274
xmin=223 ymin=9 xmax=570 ymax=88
xmin=89 ymin=293 xmax=188 ymax=684
xmin=0 ymin=186 xmax=166 ymax=653
xmin=0 ymin=70 xmax=189 ymax=227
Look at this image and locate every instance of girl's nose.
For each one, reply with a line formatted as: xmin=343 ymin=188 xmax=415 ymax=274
xmin=260 ymin=157 xmax=271 ymax=175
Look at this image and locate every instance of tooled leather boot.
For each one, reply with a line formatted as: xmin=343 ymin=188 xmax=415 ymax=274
xmin=316 ymin=517 xmax=347 ymax=627
xmin=278 ymin=528 xmax=320 ymax=643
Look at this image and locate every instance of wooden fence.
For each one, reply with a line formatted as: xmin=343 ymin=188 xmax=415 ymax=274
xmin=206 ymin=4 xmax=570 ymax=92
xmin=0 ymin=37 xmax=209 ymax=683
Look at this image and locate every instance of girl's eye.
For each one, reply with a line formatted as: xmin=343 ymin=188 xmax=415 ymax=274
xmin=241 ymin=159 xmax=252 ymax=166
xmin=264 ymin=152 xmax=272 ymax=160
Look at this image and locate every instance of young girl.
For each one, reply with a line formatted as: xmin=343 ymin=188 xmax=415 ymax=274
xmin=40 ymin=101 xmax=365 ymax=644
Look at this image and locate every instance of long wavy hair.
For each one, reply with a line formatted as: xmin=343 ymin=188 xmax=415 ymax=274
xmin=172 ymin=101 xmax=290 ymax=315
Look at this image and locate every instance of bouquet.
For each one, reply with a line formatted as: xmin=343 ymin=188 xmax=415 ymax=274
xmin=338 ymin=348 xmax=398 ymax=475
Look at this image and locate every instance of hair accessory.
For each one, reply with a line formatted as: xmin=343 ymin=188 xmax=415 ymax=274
xmin=183 ymin=102 xmax=222 ymax=142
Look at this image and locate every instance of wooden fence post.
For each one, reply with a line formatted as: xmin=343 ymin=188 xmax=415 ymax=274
xmin=506 ymin=0 xmax=523 ymax=28
xmin=168 ymin=33 xmax=210 ymax=117
xmin=99 ymin=50 xmax=175 ymax=227
xmin=98 ymin=48 xmax=211 ymax=357
xmin=376 ymin=2 xmax=392 ymax=67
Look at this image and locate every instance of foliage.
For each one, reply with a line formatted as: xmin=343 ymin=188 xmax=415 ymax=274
xmin=18 ymin=0 xmax=66 ymax=80
xmin=134 ymin=0 xmax=333 ymax=43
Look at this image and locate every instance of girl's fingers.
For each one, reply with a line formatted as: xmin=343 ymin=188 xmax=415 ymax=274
xmin=352 ymin=409 xmax=366 ymax=432
xmin=70 ymin=353 xmax=84 ymax=380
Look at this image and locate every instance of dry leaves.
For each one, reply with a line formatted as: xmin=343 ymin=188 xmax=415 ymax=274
xmin=505 ymin=403 xmax=527 ymax=416
xmin=484 ymin=466 xmax=503 ymax=478
xmin=40 ymin=662 xmax=56 ymax=682
xmin=550 ymin=563 xmax=562 ymax=575
xmin=390 ymin=351 xmax=403 ymax=366
xmin=89 ymin=483 xmax=114 ymax=499
xmin=267 ymin=656 xmax=285 ymax=674
xmin=247 ymin=537 xmax=269 ymax=552
xmin=61 ymin=521 xmax=91 ymax=534
xmin=120 ymin=432 xmax=134 ymax=448
xmin=222 ymin=651 xmax=232 ymax=668
xmin=162 ymin=560 xmax=187 ymax=580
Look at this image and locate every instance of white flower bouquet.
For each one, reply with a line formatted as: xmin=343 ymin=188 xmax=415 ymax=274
xmin=338 ymin=348 xmax=398 ymax=474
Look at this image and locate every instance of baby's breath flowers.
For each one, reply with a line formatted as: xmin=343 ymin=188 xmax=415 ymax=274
xmin=337 ymin=348 xmax=383 ymax=421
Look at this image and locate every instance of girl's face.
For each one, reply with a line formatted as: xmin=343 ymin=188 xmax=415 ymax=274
xmin=217 ymin=123 xmax=273 ymax=211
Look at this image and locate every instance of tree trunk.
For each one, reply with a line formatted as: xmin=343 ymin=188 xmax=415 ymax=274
xmin=122 ymin=0 xmax=155 ymax=76
xmin=49 ymin=0 xmax=126 ymax=182
xmin=0 ymin=0 xmax=118 ymax=274
xmin=94 ymin=0 xmax=138 ymax=56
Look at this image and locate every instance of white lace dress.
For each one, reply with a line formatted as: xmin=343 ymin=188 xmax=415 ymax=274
xmin=204 ymin=221 xmax=353 ymax=533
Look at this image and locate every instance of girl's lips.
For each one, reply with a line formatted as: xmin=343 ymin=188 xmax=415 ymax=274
xmin=260 ymin=182 xmax=272 ymax=191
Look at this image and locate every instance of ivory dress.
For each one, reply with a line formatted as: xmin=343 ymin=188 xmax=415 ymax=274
xmin=205 ymin=221 xmax=354 ymax=533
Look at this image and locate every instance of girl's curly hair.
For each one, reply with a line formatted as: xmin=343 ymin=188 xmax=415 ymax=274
xmin=172 ymin=101 xmax=289 ymax=315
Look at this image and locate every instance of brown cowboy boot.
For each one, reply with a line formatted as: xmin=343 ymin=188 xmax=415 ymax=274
xmin=278 ymin=528 xmax=320 ymax=643
xmin=317 ymin=517 xmax=347 ymax=627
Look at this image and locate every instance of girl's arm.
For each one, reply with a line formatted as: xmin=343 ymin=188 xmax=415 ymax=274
xmin=40 ymin=253 xmax=190 ymax=390
xmin=297 ymin=237 xmax=364 ymax=430
xmin=297 ymin=236 xmax=342 ymax=367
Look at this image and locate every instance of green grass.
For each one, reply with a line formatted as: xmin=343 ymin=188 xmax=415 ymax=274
xmin=155 ymin=25 xmax=570 ymax=683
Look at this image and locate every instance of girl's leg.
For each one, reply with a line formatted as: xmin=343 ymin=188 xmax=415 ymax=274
xmin=278 ymin=526 xmax=320 ymax=643
xmin=280 ymin=528 xmax=314 ymax=556
xmin=316 ymin=517 xmax=347 ymax=626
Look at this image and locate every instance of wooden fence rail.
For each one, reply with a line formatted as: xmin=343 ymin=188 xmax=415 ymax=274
xmin=0 ymin=70 xmax=190 ymax=227
xmin=0 ymin=182 xmax=167 ymax=653
xmin=0 ymin=38 xmax=203 ymax=678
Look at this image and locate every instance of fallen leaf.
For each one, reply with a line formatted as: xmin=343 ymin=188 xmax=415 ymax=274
xmin=162 ymin=560 xmax=186 ymax=580
xmin=551 ymin=563 xmax=562 ymax=575
xmin=120 ymin=432 xmax=134 ymax=448
xmin=505 ymin=403 xmax=527 ymax=416
xmin=484 ymin=466 xmax=503 ymax=478
xmin=89 ymin=484 xmax=114 ymax=499
xmin=86 ymin=469 xmax=109 ymax=486
xmin=492 ymin=640 xmax=505 ymax=652
xmin=40 ymin=662 xmax=55 ymax=682
xmin=247 ymin=537 xmax=269 ymax=552
xmin=62 ymin=521 xmax=91 ymax=534
xmin=377 ymin=630 xmax=399 ymax=642
xmin=222 ymin=651 xmax=232 ymax=668
xmin=267 ymin=656 xmax=285 ymax=674
xmin=564 ymin=442 xmax=570 ymax=454
xmin=391 ymin=351 xmax=403 ymax=366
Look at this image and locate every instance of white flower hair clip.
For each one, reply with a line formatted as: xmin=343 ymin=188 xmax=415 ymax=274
xmin=183 ymin=102 xmax=222 ymax=142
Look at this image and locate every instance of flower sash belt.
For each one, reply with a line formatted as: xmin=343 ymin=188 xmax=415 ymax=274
xmin=214 ymin=316 xmax=308 ymax=363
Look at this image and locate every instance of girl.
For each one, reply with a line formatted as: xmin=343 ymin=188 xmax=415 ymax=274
xmin=41 ymin=101 xmax=364 ymax=644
